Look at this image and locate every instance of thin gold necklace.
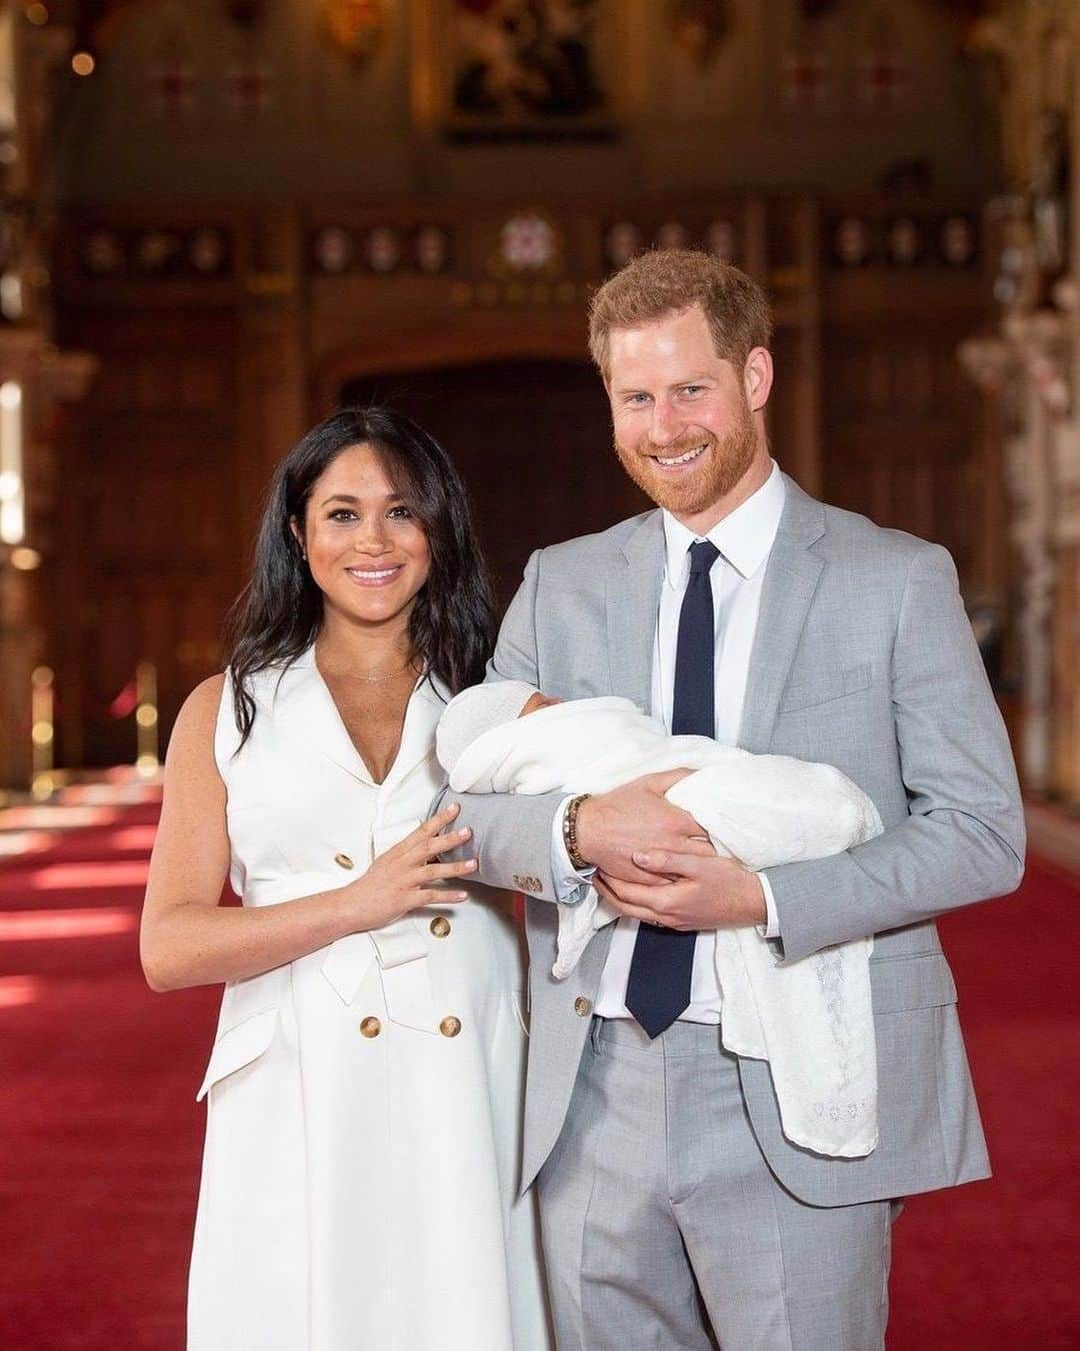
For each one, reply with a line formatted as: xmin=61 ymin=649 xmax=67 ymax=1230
xmin=315 ymin=640 xmax=417 ymax=685
xmin=346 ymin=658 xmax=417 ymax=685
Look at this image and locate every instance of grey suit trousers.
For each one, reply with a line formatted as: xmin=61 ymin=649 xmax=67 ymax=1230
xmin=537 ymin=1018 xmax=895 ymax=1351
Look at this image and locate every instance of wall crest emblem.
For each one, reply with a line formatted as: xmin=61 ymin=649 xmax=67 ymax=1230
xmin=323 ymin=0 xmax=387 ymax=65
xmin=667 ymin=0 xmax=732 ymax=68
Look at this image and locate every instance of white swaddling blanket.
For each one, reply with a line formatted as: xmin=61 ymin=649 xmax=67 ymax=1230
xmin=439 ymin=689 xmax=884 ymax=1158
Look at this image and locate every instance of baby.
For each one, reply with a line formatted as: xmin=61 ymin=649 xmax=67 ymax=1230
xmin=436 ymin=681 xmax=884 ymax=1160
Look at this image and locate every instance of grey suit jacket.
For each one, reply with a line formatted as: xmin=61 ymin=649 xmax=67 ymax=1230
xmin=445 ymin=475 xmax=1025 ymax=1206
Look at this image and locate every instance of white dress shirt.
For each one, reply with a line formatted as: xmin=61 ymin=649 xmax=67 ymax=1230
xmin=551 ymin=459 xmax=786 ymax=1023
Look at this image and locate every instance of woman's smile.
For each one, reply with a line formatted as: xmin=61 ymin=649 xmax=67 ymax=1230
xmin=344 ymin=562 xmax=406 ymax=587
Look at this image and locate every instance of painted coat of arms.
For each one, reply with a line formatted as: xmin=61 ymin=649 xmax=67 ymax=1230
xmin=322 ymin=0 xmax=386 ymax=65
xmin=446 ymin=0 xmax=614 ymax=140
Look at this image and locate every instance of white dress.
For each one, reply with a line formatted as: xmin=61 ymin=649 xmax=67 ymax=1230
xmin=187 ymin=649 xmax=551 ymax=1350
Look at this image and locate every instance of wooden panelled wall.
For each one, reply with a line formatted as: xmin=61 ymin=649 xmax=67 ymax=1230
xmin=819 ymin=201 xmax=998 ymax=595
xmin=51 ymin=197 xmax=995 ymax=769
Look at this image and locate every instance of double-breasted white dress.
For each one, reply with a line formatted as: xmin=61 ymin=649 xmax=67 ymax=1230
xmin=187 ymin=650 xmax=550 ymax=1350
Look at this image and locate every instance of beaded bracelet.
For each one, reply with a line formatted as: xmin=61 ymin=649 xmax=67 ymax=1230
xmin=562 ymin=793 xmax=592 ymax=872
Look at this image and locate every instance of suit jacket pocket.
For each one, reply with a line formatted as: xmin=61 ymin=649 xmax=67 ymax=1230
xmin=870 ymin=951 xmax=957 ymax=1013
xmin=779 ymin=661 xmax=873 ymax=714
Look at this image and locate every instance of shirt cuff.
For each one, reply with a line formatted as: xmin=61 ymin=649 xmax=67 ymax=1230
xmin=550 ymin=796 xmax=596 ymax=904
xmin=756 ymin=871 xmax=781 ymax=939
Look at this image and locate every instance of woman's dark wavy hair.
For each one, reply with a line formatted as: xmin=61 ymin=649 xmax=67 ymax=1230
xmin=226 ymin=406 xmax=496 ymax=745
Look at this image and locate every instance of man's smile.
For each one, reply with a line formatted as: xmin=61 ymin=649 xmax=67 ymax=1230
xmin=650 ymin=443 xmax=708 ymax=470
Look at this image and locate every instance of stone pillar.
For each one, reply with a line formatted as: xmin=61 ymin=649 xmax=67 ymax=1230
xmin=959 ymin=0 xmax=1080 ymax=809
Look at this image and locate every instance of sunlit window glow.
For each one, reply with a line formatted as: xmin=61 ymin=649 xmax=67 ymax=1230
xmin=109 ymin=824 xmax=159 ymax=851
xmin=0 ymin=828 xmax=50 ymax=856
xmin=1 ymin=271 xmax=23 ymax=320
xmin=0 ymin=907 xmax=136 ymax=939
xmin=0 ymin=975 xmax=43 ymax=1008
xmin=10 ymin=545 xmax=40 ymax=570
xmin=29 ymin=859 xmax=150 ymax=890
xmin=0 ymin=804 xmax=117 ymax=829
xmin=0 ymin=10 xmax=14 ymax=135
xmin=0 ymin=379 xmax=22 ymax=543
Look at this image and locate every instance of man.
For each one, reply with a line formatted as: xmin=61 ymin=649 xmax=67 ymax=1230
xmin=445 ymin=250 xmax=1024 ymax=1349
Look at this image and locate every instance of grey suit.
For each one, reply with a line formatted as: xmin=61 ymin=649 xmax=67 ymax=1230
xmin=446 ymin=475 xmax=1025 ymax=1344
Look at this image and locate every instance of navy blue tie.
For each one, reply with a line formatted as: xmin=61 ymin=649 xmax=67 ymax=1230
xmin=625 ymin=539 xmax=719 ymax=1039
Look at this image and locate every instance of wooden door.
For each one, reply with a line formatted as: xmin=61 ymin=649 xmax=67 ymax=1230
xmin=51 ymin=312 xmax=242 ymax=768
xmin=341 ymin=359 xmax=646 ymax=608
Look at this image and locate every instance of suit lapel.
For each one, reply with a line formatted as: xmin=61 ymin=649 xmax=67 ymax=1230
xmin=738 ymin=476 xmax=827 ymax=755
xmin=605 ymin=511 xmax=665 ymax=707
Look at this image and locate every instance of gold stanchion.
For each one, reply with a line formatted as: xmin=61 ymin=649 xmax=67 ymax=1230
xmin=135 ymin=661 xmax=159 ymax=775
xmin=30 ymin=665 xmax=55 ymax=800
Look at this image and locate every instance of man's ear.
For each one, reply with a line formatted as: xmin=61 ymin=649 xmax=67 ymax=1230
xmin=744 ymin=347 xmax=774 ymax=413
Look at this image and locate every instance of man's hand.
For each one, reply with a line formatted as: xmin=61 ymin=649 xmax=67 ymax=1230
xmin=575 ymin=770 xmax=714 ymax=885
xmin=595 ymin=849 xmax=767 ymax=930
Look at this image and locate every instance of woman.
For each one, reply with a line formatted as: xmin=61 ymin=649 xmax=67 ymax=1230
xmin=141 ymin=408 xmax=551 ymax=1350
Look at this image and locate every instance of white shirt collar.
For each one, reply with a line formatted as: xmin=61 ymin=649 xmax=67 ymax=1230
xmin=662 ymin=459 xmax=786 ymax=586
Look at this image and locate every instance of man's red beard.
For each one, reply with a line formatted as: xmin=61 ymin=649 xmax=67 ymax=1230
xmin=614 ymin=401 xmax=758 ymax=516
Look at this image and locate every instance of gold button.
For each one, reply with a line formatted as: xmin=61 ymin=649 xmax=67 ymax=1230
xmin=335 ymin=852 xmax=355 ymax=870
xmin=574 ymin=996 xmax=591 ymax=1017
xmin=430 ymin=915 xmax=451 ymax=938
xmin=359 ymin=1016 xmax=381 ymax=1038
xmin=439 ymin=1015 xmax=462 ymax=1038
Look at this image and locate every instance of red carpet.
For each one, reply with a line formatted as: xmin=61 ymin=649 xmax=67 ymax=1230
xmin=0 ymin=803 xmax=1076 ymax=1348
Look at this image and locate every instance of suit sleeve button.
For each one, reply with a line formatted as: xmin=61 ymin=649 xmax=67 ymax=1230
xmin=574 ymin=997 xmax=591 ymax=1017
xmin=439 ymin=1016 xmax=462 ymax=1038
xmin=359 ymin=1017 xmax=381 ymax=1037
xmin=430 ymin=916 xmax=451 ymax=938
xmin=335 ymin=853 xmax=355 ymax=870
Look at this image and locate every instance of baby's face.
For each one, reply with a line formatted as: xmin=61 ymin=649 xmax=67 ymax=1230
xmin=519 ymin=691 xmax=562 ymax=718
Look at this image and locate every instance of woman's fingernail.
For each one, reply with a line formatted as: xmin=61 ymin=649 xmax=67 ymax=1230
xmin=633 ymin=851 xmax=649 ymax=865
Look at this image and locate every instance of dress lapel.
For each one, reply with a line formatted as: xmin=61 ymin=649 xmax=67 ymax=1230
xmin=264 ymin=647 xmax=374 ymax=784
xmin=738 ymin=475 xmax=827 ymax=755
xmin=381 ymin=673 xmax=444 ymax=790
xmin=605 ymin=512 xmax=665 ymax=707
xmin=266 ymin=649 xmax=443 ymax=788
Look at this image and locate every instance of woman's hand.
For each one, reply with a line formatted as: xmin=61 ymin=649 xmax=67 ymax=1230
xmin=345 ymin=803 xmax=477 ymax=931
xmin=143 ymin=687 xmax=478 ymax=990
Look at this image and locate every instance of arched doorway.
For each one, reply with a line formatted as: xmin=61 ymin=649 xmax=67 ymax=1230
xmin=340 ymin=358 xmax=646 ymax=607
